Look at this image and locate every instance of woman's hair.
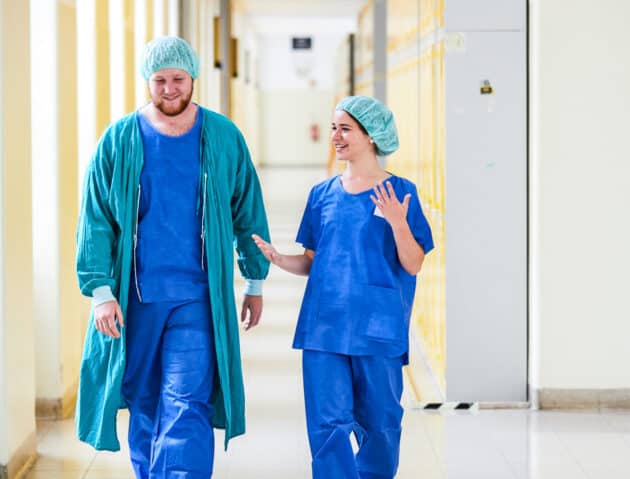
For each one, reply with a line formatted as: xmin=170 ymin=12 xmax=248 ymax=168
xmin=343 ymin=110 xmax=369 ymax=136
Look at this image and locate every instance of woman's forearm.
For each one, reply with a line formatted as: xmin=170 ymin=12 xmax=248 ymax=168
xmin=274 ymin=252 xmax=313 ymax=276
xmin=252 ymin=234 xmax=314 ymax=276
xmin=391 ymin=222 xmax=425 ymax=275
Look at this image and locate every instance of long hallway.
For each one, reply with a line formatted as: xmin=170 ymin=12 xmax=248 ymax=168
xmin=22 ymin=167 xmax=630 ymax=479
xmin=2 ymin=0 xmax=630 ymax=476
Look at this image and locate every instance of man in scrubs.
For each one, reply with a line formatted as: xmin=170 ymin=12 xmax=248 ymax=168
xmin=75 ymin=36 xmax=270 ymax=478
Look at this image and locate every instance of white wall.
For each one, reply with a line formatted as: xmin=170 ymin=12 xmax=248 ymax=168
xmin=31 ymin=0 xmax=61 ymax=400
xmin=256 ymin=20 xmax=354 ymax=166
xmin=168 ymin=0 xmax=179 ymax=35
xmin=231 ymin=12 xmax=262 ymax=163
xmin=153 ymin=0 xmax=166 ymax=37
xmin=258 ymin=30 xmax=345 ymax=91
xmin=260 ymin=89 xmax=333 ymax=167
xmin=530 ymin=0 xmax=630 ymax=390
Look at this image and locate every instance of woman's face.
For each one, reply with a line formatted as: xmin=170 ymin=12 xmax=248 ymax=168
xmin=331 ymin=110 xmax=374 ymax=161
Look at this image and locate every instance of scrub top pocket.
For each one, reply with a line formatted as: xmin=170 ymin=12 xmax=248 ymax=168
xmin=359 ymin=285 xmax=405 ymax=342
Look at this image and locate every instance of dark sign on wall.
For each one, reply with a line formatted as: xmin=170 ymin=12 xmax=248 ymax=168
xmin=292 ymin=37 xmax=312 ymax=50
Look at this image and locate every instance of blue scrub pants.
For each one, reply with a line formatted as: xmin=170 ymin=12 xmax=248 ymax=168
xmin=122 ymin=293 xmax=216 ymax=479
xmin=302 ymin=350 xmax=404 ymax=479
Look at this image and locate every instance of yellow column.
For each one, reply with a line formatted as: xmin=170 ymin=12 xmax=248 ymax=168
xmin=134 ymin=0 xmax=148 ymax=108
xmin=182 ymin=0 xmax=213 ymax=105
xmin=147 ymin=0 xmax=154 ymax=40
xmin=162 ymin=0 xmax=170 ymax=35
xmin=57 ymin=0 xmax=81 ymax=419
xmin=186 ymin=0 xmax=207 ymax=104
xmin=197 ymin=0 xmax=206 ymax=105
xmin=0 ymin=0 xmax=37 ymax=476
xmin=95 ymin=0 xmax=110 ymax=135
xmin=163 ymin=0 xmax=169 ymax=35
xmin=124 ymin=0 xmax=135 ymax=112
xmin=109 ymin=0 xmax=126 ymax=119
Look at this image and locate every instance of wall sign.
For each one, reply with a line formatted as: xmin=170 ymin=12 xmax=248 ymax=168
xmin=292 ymin=37 xmax=312 ymax=50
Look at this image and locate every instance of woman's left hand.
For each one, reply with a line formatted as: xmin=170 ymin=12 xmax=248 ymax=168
xmin=370 ymin=181 xmax=411 ymax=229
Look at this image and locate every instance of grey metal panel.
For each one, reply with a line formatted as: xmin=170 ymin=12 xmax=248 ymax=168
xmin=373 ymin=0 xmax=387 ymax=103
xmin=445 ymin=0 xmax=525 ymax=31
xmin=445 ymin=30 xmax=527 ymax=402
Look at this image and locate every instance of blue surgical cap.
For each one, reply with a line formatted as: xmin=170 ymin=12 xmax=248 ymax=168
xmin=335 ymin=96 xmax=399 ymax=156
xmin=141 ymin=36 xmax=200 ymax=81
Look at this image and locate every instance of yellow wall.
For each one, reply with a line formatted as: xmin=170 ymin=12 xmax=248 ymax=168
xmin=391 ymin=0 xmax=446 ymax=397
xmin=193 ymin=0 xmax=206 ymax=105
xmin=352 ymin=0 xmax=447 ymax=397
xmin=386 ymin=0 xmax=420 ymax=183
xmin=354 ymin=1 xmax=374 ymax=97
xmin=95 ymin=0 xmax=111 ymax=135
xmin=183 ymin=0 xmax=221 ymax=110
xmin=330 ymin=34 xmax=353 ymax=174
xmin=0 ymin=0 xmax=37 ymax=472
xmin=124 ymin=0 xmax=135 ymax=112
xmin=331 ymin=0 xmax=447 ymax=398
xmin=230 ymin=13 xmax=260 ymax=163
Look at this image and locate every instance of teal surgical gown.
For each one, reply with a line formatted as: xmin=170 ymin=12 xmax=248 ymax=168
xmin=75 ymin=106 xmax=270 ymax=451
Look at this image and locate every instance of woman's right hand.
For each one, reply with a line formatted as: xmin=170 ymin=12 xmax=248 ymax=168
xmin=252 ymin=234 xmax=280 ymax=264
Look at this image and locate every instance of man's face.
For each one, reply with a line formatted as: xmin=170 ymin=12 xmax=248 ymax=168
xmin=148 ymin=68 xmax=194 ymax=116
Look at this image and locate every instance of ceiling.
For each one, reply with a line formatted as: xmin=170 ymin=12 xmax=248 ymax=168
xmin=233 ymin=0 xmax=367 ymax=18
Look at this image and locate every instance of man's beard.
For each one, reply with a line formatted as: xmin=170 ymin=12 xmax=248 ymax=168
xmin=153 ymin=86 xmax=194 ymax=116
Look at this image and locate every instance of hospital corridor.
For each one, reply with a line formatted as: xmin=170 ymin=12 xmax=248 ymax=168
xmin=19 ymin=167 xmax=630 ymax=479
xmin=2 ymin=0 xmax=630 ymax=478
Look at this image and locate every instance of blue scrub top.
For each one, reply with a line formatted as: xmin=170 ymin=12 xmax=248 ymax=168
xmin=293 ymin=174 xmax=434 ymax=361
xmin=135 ymin=109 xmax=208 ymax=302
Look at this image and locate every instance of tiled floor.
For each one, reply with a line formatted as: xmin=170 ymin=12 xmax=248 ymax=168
xmin=26 ymin=167 xmax=630 ymax=478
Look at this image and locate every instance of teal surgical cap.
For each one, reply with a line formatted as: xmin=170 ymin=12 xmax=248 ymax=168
xmin=141 ymin=36 xmax=200 ymax=81
xmin=336 ymin=96 xmax=399 ymax=156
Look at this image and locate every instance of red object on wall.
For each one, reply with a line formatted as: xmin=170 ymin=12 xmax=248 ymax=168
xmin=310 ymin=123 xmax=319 ymax=142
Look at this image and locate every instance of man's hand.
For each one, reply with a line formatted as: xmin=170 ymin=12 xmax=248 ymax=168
xmin=94 ymin=299 xmax=124 ymax=338
xmin=241 ymin=295 xmax=263 ymax=331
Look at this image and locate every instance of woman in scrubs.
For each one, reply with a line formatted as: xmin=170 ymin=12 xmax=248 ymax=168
xmin=253 ymin=95 xmax=434 ymax=479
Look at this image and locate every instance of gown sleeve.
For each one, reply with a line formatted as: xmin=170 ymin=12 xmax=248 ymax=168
xmin=76 ymin=128 xmax=119 ymax=297
xmin=230 ymin=130 xmax=271 ymax=280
